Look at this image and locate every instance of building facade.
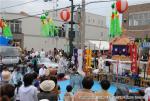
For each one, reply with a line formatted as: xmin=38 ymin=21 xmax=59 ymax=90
xmin=0 ymin=11 xmax=108 ymax=51
xmin=122 ymin=3 xmax=150 ymax=39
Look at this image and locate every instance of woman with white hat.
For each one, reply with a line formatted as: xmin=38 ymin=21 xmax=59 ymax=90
xmin=38 ymin=80 xmax=58 ymax=101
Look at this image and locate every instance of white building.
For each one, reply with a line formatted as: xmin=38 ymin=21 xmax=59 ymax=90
xmin=0 ymin=11 xmax=108 ymax=51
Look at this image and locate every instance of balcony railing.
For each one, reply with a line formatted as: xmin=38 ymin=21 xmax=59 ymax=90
xmin=11 ymin=28 xmax=22 ymax=34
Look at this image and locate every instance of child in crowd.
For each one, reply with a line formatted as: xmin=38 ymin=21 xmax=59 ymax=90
xmin=14 ymin=81 xmax=22 ymax=101
xmin=32 ymin=72 xmax=40 ymax=88
xmin=64 ymin=85 xmax=73 ymax=101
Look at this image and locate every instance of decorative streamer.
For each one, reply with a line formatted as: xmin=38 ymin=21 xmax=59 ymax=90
xmin=115 ymin=12 xmax=122 ymax=36
xmin=0 ymin=19 xmax=13 ymax=38
xmin=110 ymin=3 xmax=122 ymax=38
xmin=40 ymin=11 xmax=58 ymax=37
xmin=3 ymin=25 xmax=13 ymax=38
xmin=110 ymin=12 xmax=115 ymax=37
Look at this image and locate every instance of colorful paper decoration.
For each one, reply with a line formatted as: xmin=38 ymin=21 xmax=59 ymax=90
xmin=110 ymin=2 xmax=122 ymax=38
xmin=0 ymin=18 xmax=4 ymax=28
xmin=60 ymin=9 xmax=70 ymax=21
xmin=0 ymin=36 xmax=10 ymax=46
xmin=85 ymin=49 xmax=92 ymax=67
xmin=0 ymin=18 xmax=13 ymax=38
xmin=116 ymin=0 xmax=128 ymax=13
xmin=3 ymin=25 xmax=13 ymax=38
xmin=110 ymin=11 xmax=122 ymax=38
xmin=40 ymin=11 xmax=58 ymax=37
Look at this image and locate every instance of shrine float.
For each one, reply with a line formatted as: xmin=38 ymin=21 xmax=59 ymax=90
xmin=109 ymin=36 xmax=138 ymax=75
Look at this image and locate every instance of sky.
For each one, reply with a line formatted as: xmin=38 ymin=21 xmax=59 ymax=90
xmin=0 ymin=0 xmax=150 ymax=26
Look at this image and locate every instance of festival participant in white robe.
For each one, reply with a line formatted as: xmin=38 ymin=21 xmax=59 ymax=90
xmin=58 ymin=54 xmax=68 ymax=74
xmin=98 ymin=56 xmax=104 ymax=70
xmin=93 ymin=56 xmax=104 ymax=74
xmin=40 ymin=49 xmax=46 ymax=58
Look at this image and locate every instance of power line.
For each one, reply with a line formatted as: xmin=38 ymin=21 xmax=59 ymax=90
xmin=0 ymin=0 xmax=40 ymax=10
xmin=6 ymin=0 xmax=116 ymax=20
xmin=85 ymin=0 xmax=116 ymax=5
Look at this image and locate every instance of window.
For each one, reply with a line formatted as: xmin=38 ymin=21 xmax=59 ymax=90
xmin=101 ymin=32 xmax=103 ymax=37
xmin=101 ymin=20 xmax=103 ymax=25
xmin=93 ymin=19 xmax=95 ymax=23
xmin=129 ymin=11 xmax=150 ymax=26
xmin=10 ymin=23 xmax=14 ymax=33
xmin=98 ymin=20 xmax=100 ymax=24
xmin=7 ymin=20 xmax=22 ymax=33
xmin=88 ymin=19 xmax=90 ymax=23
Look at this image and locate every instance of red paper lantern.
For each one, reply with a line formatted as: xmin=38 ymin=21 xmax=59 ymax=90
xmin=116 ymin=0 xmax=128 ymax=13
xmin=60 ymin=9 xmax=70 ymax=21
xmin=0 ymin=18 xmax=3 ymax=28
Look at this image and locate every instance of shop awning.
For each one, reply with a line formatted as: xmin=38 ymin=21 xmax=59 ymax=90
xmin=85 ymin=40 xmax=109 ymax=50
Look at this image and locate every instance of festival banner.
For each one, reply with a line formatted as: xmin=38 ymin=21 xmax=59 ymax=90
xmin=147 ymin=59 xmax=150 ymax=75
xmin=73 ymin=48 xmax=78 ymax=65
xmin=130 ymin=43 xmax=138 ymax=73
xmin=85 ymin=49 xmax=92 ymax=67
xmin=77 ymin=49 xmax=85 ymax=76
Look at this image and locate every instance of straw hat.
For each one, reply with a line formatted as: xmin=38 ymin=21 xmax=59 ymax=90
xmin=40 ymin=80 xmax=55 ymax=92
xmin=39 ymin=99 xmax=49 ymax=101
xmin=1 ymin=70 xmax=11 ymax=81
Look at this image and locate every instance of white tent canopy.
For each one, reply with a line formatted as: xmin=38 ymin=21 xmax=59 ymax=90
xmin=85 ymin=40 xmax=109 ymax=50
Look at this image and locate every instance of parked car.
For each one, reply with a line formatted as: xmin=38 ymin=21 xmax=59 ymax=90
xmin=0 ymin=46 xmax=20 ymax=70
xmin=37 ymin=58 xmax=59 ymax=68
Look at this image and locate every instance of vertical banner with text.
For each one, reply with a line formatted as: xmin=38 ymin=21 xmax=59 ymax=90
xmin=130 ymin=43 xmax=138 ymax=74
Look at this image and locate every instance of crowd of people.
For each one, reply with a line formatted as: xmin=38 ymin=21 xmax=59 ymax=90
xmin=0 ymin=48 xmax=150 ymax=101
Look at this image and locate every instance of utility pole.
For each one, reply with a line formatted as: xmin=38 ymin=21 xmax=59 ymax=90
xmin=81 ymin=0 xmax=85 ymax=49
xmin=69 ymin=0 xmax=74 ymax=56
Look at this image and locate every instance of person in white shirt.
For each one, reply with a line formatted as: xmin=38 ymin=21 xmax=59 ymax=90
xmin=40 ymin=49 xmax=46 ymax=58
xmin=144 ymin=82 xmax=150 ymax=101
xmin=58 ymin=54 xmax=68 ymax=74
xmin=93 ymin=55 xmax=104 ymax=75
xmin=18 ymin=73 xmax=38 ymax=101
xmin=39 ymin=64 xmax=46 ymax=77
xmin=98 ymin=56 xmax=104 ymax=70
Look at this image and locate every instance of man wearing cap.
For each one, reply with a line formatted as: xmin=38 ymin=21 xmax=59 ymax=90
xmin=38 ymin=80 xmax=58 ymax=101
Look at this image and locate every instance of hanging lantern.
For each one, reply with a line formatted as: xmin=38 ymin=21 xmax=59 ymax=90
xmin=116 ymin=0 xmax=128 ymax=13
xmin=0 ymin=18 xmax=4 ymax=28
xmin=60 ymin=9 xmax=70 ymax=21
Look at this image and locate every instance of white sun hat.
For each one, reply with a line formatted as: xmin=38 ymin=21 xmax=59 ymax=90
xmin=40 ymin=80 xmax=55 ymax=92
